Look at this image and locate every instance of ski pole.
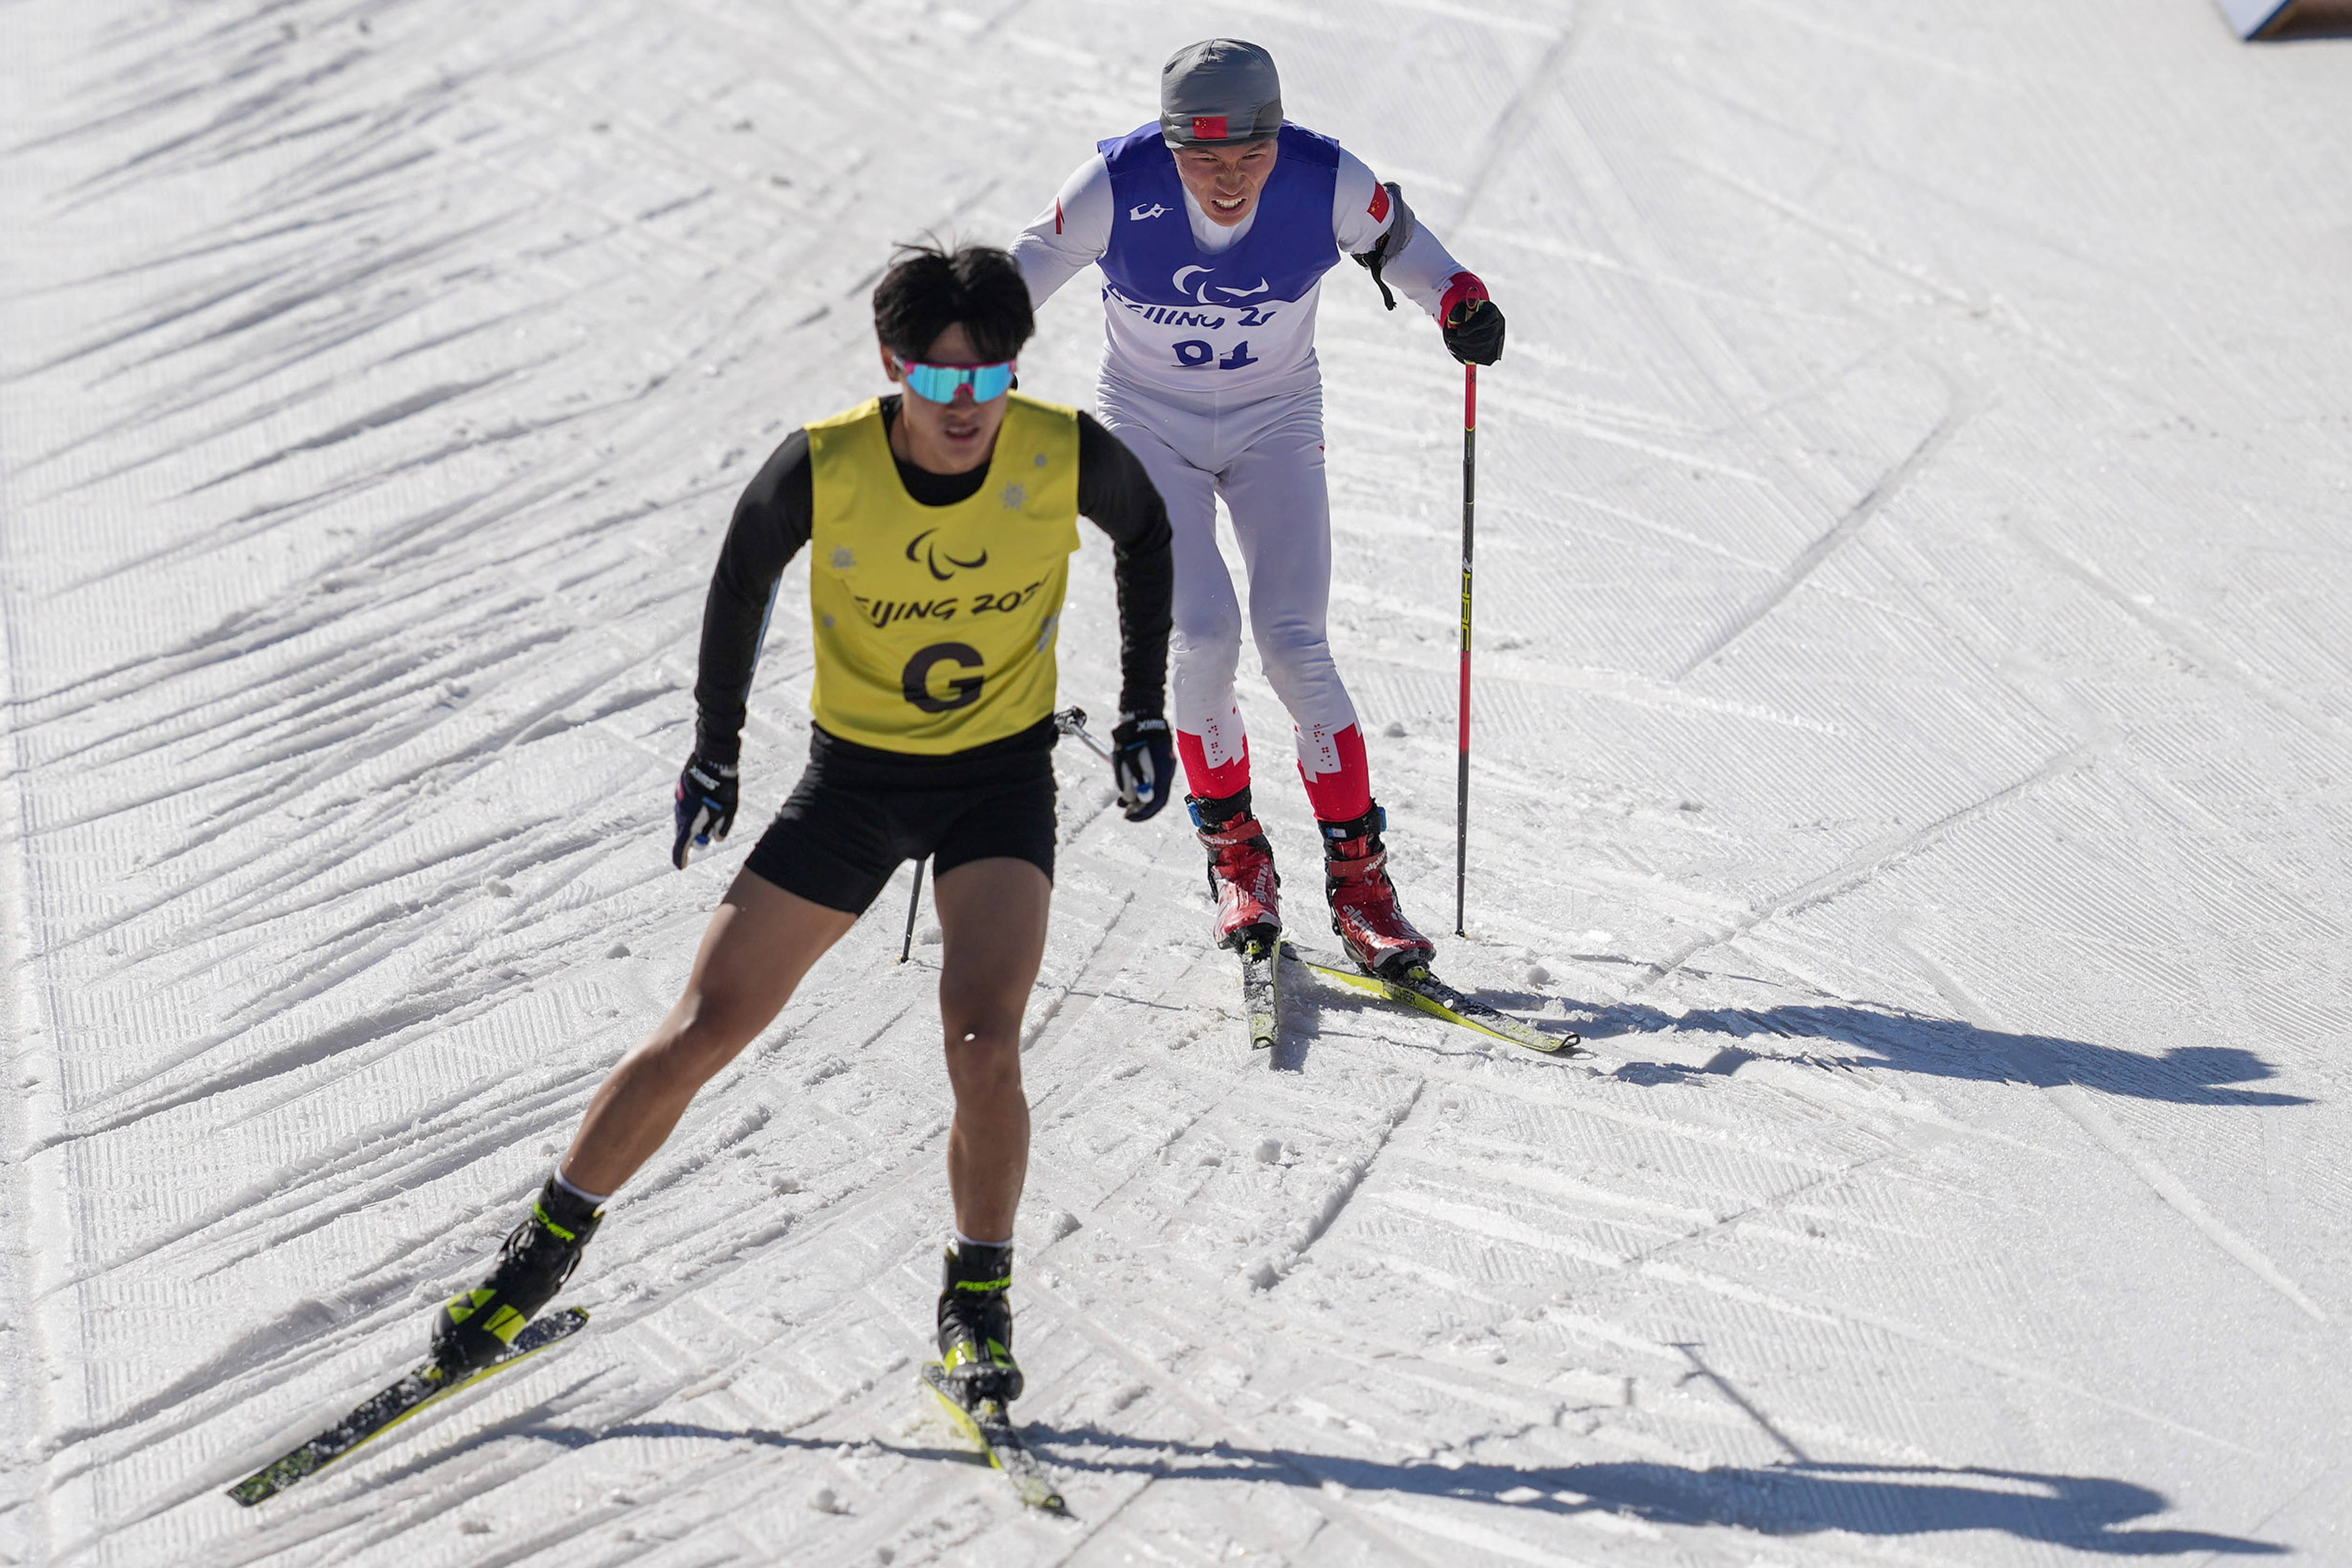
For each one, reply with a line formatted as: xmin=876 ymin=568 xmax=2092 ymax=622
xmin=899 ymin=857 xmax=926 ymax=963
xmin=1455 ymin=363 xmax=1476 ymax=937
xmin=1053 ymin=705 xmax=1115 ymax=765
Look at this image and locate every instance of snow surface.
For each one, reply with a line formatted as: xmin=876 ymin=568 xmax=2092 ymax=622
xmin=3 ymin=0 xmax=2351 ymax=1563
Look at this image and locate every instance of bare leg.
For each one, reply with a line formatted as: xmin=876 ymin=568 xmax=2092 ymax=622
xmin=930 ymin=857 xmax=1051 ymax=1242
xmin=563 ymin=870 xmax=858 ymax=1195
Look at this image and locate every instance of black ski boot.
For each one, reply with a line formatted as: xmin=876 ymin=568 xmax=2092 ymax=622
xmin=936 ymin=1240 xmax=1023 ymax=1402
xmin=431 ymin=1177 xmax=603 ymax=1373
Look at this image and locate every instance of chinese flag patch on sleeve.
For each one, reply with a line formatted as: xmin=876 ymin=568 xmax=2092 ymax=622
xmin=1368 ymin=182 xmax=1391 ymax=222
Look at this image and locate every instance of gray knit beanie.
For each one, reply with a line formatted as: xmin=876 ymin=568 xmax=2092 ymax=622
xmin=1160 ymin=39 xmax=1283 ymax=148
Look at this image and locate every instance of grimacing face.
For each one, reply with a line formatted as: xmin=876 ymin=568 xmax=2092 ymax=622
xmin=879 ymin=321 xmax=1008 ymax=476
xmin=1173 ymin=137 xmax=1278 ymax=226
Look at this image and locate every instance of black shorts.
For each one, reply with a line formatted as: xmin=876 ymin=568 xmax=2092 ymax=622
xmin=744 ymin=723 xmax=1057 ymax=915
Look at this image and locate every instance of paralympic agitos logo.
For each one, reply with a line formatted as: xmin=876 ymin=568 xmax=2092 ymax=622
xmin=906 ymin=528 xmax=988 ymax=582
xmin=1172 ymin=265 xmax=1271 ymax=303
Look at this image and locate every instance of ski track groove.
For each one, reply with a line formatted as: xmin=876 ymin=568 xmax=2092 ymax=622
xmin=1349 ymin=1052 xmax=2262 ymax=1453
xmin=1023 ymin=1275 xmax=1453 ymax=1568
xmin=1900 ymin=938 xmax=2333 ymax=1329
xmin=1633 ymin=742 xmax=2090 ymax=991
xmin=1673 ymin=384 xmax=1975 ymax=680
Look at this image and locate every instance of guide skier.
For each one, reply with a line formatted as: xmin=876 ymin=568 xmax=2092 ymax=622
xmin=1009 ymin=37 xmax=1506 ymax=979
xmin=427 ymin=244 xmax=1174 ymax=1412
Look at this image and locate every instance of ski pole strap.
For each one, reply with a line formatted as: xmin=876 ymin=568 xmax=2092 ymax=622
xmin=1347 ymin=182 xmax=1415 ymax=311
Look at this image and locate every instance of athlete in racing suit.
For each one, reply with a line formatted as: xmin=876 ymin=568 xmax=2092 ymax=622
xmin=1009 ymin=37 xmax=1507 ymax=976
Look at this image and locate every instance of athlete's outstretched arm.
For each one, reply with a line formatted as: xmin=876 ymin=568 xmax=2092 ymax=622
xmin=1332 ymin=150 xmax=1473 ymax=317
xmin=1074 ymin=414 xmax=1172 ymax=721
xmin=1008 ymin=154 xmax=1115 ymax=311
xmin=693 ymin=431 xmax=813 ymax=768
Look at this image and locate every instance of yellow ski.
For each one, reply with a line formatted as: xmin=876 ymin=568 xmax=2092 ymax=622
xmin=919 ymin=1361 xmax=1066 ymax=1514
xmin=226 ymin=1308 xmax=589 ymax=1505
xmin=1283 ymin=944 xmax=1584 ymax=1055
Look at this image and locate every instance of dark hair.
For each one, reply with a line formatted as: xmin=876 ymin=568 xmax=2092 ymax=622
xmin=871 ymin=242 xmax=1034 ymax=364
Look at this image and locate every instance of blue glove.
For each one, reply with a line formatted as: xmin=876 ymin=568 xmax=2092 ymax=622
xmin=671 ymin=754 xmax=739 ymax=868
xmin=1110 ymin=713 xmax=1174 ymax=823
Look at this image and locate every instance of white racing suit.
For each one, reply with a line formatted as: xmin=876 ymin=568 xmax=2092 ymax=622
xmin=1010 ymin=120 xmax=1469 ymax=826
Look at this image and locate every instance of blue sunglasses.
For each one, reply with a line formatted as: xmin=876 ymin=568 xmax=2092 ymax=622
xmin=898 ymin=357 xmax=1016 ymax=404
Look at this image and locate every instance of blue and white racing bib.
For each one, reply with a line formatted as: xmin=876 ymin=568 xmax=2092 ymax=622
xmin=1095 ymin=121 xmax=1343 ymax=398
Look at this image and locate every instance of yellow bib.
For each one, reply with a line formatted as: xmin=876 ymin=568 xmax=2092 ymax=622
xmin=806 ymin=394 xmax=1082 ymax=753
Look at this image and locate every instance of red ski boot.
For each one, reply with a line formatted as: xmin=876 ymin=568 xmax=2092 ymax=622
xmin=1191 ymin=789 xmax=1280 ymax=950
xmin=1321 ymin=806 xmax=1435 ymax=978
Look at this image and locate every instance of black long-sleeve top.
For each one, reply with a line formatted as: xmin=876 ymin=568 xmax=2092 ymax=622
xmin=693 ymin=397 xmax=1172 ymax=766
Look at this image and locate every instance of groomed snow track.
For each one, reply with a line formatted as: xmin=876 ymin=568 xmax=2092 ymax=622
xmin=3 ymin=2 xmax=2350 ymax=1564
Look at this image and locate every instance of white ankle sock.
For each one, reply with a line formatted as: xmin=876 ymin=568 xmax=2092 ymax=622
xmin=951 ymin=1228 xmax=1011 ymax=1252
xmin=553 ymin=1169 xmax=612 ymax=1208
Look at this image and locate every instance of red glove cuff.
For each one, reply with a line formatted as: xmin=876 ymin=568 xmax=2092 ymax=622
xmin=1439 ymin=271 xmax=1490 ymax=325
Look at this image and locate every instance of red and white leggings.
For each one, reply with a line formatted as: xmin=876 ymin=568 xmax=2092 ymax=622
xmin=1097 ymin=376 xmax=1372 ymax=824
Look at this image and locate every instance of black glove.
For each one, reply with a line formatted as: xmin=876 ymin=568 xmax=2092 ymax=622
xmin=671 ymin=753 xmax=739 ymax=868
xmin=1110 ymin=713 xmax=1174 ymax=823
xmin=1439 ymin=273 xmax=1506 ymax=366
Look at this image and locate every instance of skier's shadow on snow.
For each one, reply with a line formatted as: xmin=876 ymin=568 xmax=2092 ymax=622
xmin=1015 ymin=1431 xmax=2283 ymax=1555
xmin=1541 ymin=998 xmax=2307 ymax=1107
xmin=524 ymin=1421 xmax=2281 ymax=1553
xmin=532 ymin=1418 xmax=978 ymax=1470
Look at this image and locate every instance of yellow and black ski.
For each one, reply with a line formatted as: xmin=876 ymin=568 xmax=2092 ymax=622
xmin=919 ymin=1362 xmax=1066 ymax=1514
xmin=226 ymin=1307 xmax=590 ymax=1506
xmin=1283 ymin=944 xmax=1585 ymax=1055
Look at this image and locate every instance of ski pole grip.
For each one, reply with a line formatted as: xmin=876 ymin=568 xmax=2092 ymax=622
xmin=1053 ymin=705 xmax=1116 ymax=764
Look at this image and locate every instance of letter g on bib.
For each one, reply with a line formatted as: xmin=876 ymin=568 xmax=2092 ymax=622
xmin=902 ymin=642 xmax=985 ymax=714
